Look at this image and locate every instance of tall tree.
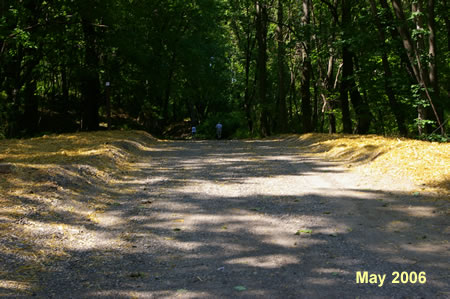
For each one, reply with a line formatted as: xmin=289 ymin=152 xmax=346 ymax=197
xmin=229 ymin=0 xmax=257 ymax=133
xmin=80 ymin=16 xmax=101 ymax=131
xmin=369 ymin=0 xmax=408 ymax=136
xmin=255 ymin=0 xmax=270 ymax=136
xmin=340 ymin=0 xmax=372 ymax=134
xmin=300 ymin=0 xmax=313 ymax=132
xmin=391 ymin=0 xmax=444 ymax=135
xmin=276 ymin=0 xmax=288 ymax=132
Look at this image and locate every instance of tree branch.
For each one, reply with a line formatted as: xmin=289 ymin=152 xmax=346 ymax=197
xmin=318 ymin=0 xmax=339 ymax=24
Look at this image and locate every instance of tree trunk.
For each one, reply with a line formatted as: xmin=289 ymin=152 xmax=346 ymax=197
xmin=319 ymin=0 xmax=338 ymax=134
xmin=427 ymin=0 xmax=444 ymax=133
xmin=369 ymin=0 xmax=408 ymax=136
xmin=379 ymin=0 xmax=423 ymax=134
xmin=300 ymin=0 xmax=313 ymax=133
xmin=428 ymin=0 xmax=438 ymax=95
xmin=327 ymin=56 xmax=337 ymax=134
xmin=244 ymin=42 xmax=254 ymax=133
xmin=256 ymin=0 xmax=270 ymax=136
xmin=444 ymin=0 xmax=450 ymax=51
xmin=391 ymin=0 xmax=444 ymax=135
xmin=300 ymin=58 xmax=312 ymax=132
xmin=81 ymin=19 xmax=101 ymax=131
xmin=289 ymin=69 xmax=296 ymax=126
xmin=243 ymin=8 xmax=256 ymax=134
xmin=318 ymin=54 xmax=337 ymax=134
xmin=412 ymin=0 xmax=432 ymax=133
xmin=378 ymin=0 xmax=416 ymax=82
xmin=312 ymin=78 xmax=319 ymax=131
xmin=23 ymin=79 xmax=39 ymax=134
xmin=162 ymin=49 xmax=179 ymax=124
xmin=390 ymin=0 xmax=422 ymax=82
xmin=341 ymin=0 xmax=371 ymax=134
xmin=61 ymin=65 xmax=69 ymax=110
xmin=276 ymin=0 xmax=288 ymax=133
xmin=230 ymin=4 xmax=255 ymax=134
xmin=339 ymin=0 xmax=352 ymax=133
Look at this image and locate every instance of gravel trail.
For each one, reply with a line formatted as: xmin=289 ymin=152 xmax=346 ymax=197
xmin=31 ymin=139 xmax=449 ymax=298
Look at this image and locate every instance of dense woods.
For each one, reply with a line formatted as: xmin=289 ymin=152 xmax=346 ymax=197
xmin=1 ymin=0 xmax=448 ymax=140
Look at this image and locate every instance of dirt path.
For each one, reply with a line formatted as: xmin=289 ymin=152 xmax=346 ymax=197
xmin=16 ymin=139 xmax=450 ymax=297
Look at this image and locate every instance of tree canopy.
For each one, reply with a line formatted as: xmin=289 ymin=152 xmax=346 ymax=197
xmin=1 ymin=0 xmax=449 ymax=140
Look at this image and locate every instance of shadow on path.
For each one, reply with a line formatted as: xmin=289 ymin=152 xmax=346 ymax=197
xmin=1 ymin=139 xmax=448 ymax=298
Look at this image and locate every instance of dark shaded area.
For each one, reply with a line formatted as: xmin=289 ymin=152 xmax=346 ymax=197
xmin=2 ymin=1 xmax=449 ymax=141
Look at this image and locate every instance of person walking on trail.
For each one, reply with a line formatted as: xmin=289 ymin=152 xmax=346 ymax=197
xmin=216 ymin=122 xmax=222 ymax=139
xmin=191 ymin=126 xmax=197 ymax=140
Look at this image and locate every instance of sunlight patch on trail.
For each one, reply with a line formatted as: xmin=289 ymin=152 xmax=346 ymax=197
xmin=0 ymin=280 xmax=32 ymax=292
xmin=91 ymin=290 xmax=210 ymax=298
xmin=226 ymin=254 xmax=300 ymax=269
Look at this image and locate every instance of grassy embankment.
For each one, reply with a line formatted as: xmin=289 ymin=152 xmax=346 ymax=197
xmin=288 ymin=133 xmax=449 ymax=196
xmin=0 ymin=130 xmax=157 ymax=295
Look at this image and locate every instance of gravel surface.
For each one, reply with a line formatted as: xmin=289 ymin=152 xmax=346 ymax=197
xmin=7 ymin=139 xmax=450 ymax=298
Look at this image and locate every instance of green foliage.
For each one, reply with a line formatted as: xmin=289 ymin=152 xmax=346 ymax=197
xmin=421 ymin=133 xmax=449 ymax=143
xmin=414 ymin=118 xmax=435 ymax=131
xmin=0 ymin=0 xmax=448 ymax=139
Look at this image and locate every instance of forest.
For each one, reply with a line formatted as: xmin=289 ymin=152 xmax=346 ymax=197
xmin=1 ymin=0 xmax=449 ymax=140
xmin=1 ymin=1 xmax=450 ymax=296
